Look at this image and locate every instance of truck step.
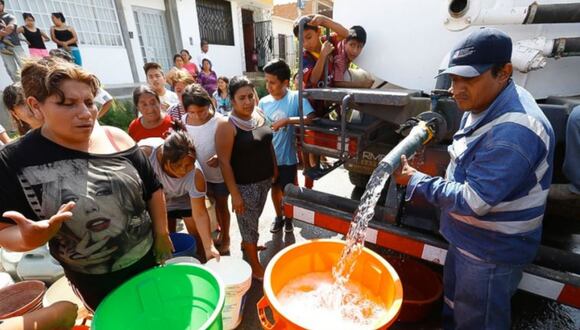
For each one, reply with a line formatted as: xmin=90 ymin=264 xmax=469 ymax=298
xmin=283 ymin=185 xmax=580 ymax=309
xmin=303 ymin=160 xmax=345 ymax=180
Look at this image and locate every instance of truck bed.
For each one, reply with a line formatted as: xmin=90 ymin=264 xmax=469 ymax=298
xmin=283 ymin=185 xmax=580 ymax=309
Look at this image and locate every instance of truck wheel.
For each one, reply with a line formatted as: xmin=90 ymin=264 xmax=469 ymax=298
xmin=348 ymin=172 xmax=370 ymax=189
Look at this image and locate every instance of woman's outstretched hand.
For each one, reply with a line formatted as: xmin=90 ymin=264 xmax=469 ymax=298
xmin=2 ymin=201 xmax=75 ymax=250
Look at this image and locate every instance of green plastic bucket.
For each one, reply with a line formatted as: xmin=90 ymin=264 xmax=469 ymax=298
xmin=92 ymin=264 xmax=225 ymax=330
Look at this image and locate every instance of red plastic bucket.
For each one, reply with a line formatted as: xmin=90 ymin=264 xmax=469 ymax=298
xmin=0 ymin=280 xmax=46 ymax=319
xmin=383 ymin=256 xmax=443 ymax=322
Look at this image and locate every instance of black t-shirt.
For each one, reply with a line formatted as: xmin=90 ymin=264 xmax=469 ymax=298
xmin=0 ymin=129 xmax=161 ymax=285
xmin=22 ymin=27 xmax=47 ymax=49
xmin=54 ymin=28 xmax=78 ymax=48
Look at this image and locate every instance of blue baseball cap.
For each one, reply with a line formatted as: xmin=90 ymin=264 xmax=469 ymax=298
xmin=437 ymin=27 xmax=512 ymax=78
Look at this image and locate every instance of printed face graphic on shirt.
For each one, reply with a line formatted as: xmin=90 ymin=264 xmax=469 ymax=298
xmin=59 ymin=168 xmax=126 ymax=241
xmin=19 ymin=158 xmax=153 ymax=274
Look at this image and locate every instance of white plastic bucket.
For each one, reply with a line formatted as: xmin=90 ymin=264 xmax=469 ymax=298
xmin=0 ymin=272 xmax=14 ymax=290
xmin=204 ymin=257 xmax=252 ymax=329
xmin=17 ymin=246 xmax=64 ymax=284
xmin=0 ymin=248 xmax=23 ymax=280
xmin=166 ymin=256 xmax=201 ymax=265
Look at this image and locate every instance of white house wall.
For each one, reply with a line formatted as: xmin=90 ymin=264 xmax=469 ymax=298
xmin=212 ymin=1 xmax=246 ymax=78
xmin=176 ymin=0 xmax=245 ymax=79
xmin=0 ymin=0 xmax=261 ymax=90
xmin=121 ymin=0 xmax=167 ymax=83
xmin=272 ymin=16 xmax=294 ymax=37
xmin=0 ymin=46 xmax=132 ymax=89
xmin=80 ymin=46 xmax=134 ymax=85
xmin=175 ymin=0 xmax=201 ymax=59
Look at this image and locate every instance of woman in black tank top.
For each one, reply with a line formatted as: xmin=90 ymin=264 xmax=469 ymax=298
xmin=50 ymin=12 xmax=82 ymax=66
xmin=216 ymin=76 xmax=276 ymax=280
xmin=17 ymin=13 xmax=50 ymax=58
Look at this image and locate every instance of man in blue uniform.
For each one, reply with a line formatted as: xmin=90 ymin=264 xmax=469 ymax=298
xmin=396 ymin=28 xmax=555 ymax=329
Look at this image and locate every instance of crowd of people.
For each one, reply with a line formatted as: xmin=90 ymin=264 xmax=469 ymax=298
xmin=0 ymin=7 xmax=578 ymax=330
xmin=0 ymin=1 xmax=82 ymax=82
xmin=0 ymin=12 xmax=371 ymax=315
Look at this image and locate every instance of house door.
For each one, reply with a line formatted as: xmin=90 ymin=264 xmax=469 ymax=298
xmin=278 ymin=34 xmax=286 ymax=61
xmin=255 ymin=20 xmax=273 ymax=71
xmin=133 ymin=7 xmax=173 ymax=71
xmin=242 ymin=9 xmax=255 ymax=72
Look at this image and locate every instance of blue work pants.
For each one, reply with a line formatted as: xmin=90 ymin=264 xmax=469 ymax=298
xmin=442 ymin=245 xmax=523 ymax=330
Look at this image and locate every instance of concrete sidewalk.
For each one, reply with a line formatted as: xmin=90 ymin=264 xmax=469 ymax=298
xmin=225 ymin=169 xmax=347 ymax=329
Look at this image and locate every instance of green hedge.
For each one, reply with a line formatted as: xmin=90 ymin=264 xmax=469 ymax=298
xmin=99 ymin=99 xmax=136 ymax=131
xmin=252 ymin=78 xmax=268 ymax=99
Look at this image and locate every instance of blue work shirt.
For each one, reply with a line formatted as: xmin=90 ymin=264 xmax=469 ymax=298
xmin=259 ymin=90 xmax=314 ymax=166
xmin=407 ymin=81 xmax=555 ymax=265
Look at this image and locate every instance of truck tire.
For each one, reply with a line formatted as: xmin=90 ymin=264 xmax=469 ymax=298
xmin=348 ymin=171 xmax=370 ymax=189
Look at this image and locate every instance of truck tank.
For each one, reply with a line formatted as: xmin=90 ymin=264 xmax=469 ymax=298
xmin=333 ymin=0 xmax=580 ymax=99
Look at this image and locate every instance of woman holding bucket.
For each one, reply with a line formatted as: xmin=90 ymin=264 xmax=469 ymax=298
xmin=138 ymin=123 xmax=220 ymax=262
xmin=216 ymin=76 xmax=277 ymax=280
xmin=0 ymin=58 xmax=173 ymax=310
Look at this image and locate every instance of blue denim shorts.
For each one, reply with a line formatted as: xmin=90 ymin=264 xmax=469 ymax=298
xmin=206 ymin=181 xmax=229 ymax=197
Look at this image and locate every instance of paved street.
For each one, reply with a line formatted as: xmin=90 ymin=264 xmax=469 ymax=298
xmin=225 ymin=166 xmax=580 ymax=330
xmin=226 ymin=167 xmax=350 ymax=329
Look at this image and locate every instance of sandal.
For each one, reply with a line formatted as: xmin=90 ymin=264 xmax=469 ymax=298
xmin=218 ymin=244 xmax=231 ymax=255
xmin=240 ymin=244 xmax=267 ymax=252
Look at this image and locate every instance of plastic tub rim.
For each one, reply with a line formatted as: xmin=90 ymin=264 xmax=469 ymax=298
xmin=181 ymin=264 xmax=226 ymax=330
xmin=93 ymin=264 xmax=226 ymax=330
xmin=263 ymin=239 xmax=403 ymax=329
xmin=0 ymin=280 xmax=46 ymax=319
xmin=385 ymin=256 xmax=443 ymax=306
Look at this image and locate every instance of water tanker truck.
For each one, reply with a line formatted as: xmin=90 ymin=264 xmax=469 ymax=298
xmin=284 ymin=0 xmax=580 ymax=310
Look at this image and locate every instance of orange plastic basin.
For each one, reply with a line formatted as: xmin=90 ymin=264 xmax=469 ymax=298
xmin=258 ymin=239 xmax=403 ymax=329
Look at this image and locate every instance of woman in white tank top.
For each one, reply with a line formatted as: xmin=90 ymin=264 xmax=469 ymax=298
xmin=181 ymin=84 xmax=232 ymax=254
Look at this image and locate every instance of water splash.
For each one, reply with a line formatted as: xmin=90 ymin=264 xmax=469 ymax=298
xmin=278 ymin=272 xmax=387 ymax=329
xmin=278 ymin=161 xmax=394 ymax=326
xmin=333 ymin=160 xmax=393 ymax=285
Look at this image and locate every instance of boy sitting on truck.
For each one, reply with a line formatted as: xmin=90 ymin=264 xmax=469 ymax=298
xmin=293 ymin=15 xmax=349 ymax=112
xmin=293 ymin=15 xmax=350 ymax=184
xmin=333 ymin=25 xmax=374 ymax=89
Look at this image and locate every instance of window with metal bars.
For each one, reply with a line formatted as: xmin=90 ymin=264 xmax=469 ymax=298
xmin=6 ymin=0 xmax=123 ymax=47
xmin=196 ymin=0 xmax=234 ymax=46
